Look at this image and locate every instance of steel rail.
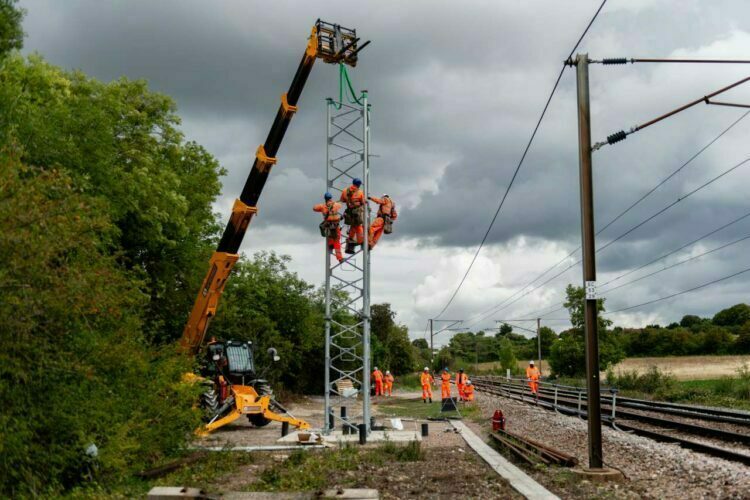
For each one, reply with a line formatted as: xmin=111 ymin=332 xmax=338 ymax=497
xmin=475 ymin=381 xmax=750 ymax=466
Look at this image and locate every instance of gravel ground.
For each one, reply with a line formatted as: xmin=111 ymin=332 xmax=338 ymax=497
xmin=474 ymin=390 xmax=750 ymax=499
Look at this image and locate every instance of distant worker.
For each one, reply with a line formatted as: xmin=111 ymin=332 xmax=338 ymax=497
xmin=455 ymin=369 xmax=467 ymax=399
xmin=384 ymin=370 xmax=394 ymax=397
xmin=526 ymin=360 xmax=540 ymax=395
xmin=463 ymin=380 xmax=475 ymax=402
xmin=340 ymin=178 xmax=365 ymax=254
xmin=420 ymin=367 xmax=434 ymax=403
xmin=313 ymin=192 xmax=343 ymax=262
xmin=440 ymin=367 xmax=452 ymax=400
xmin=372 ymin=366 xmax=384 ymax=396
xmin=367 ymin=194 xmax=397 ymax=250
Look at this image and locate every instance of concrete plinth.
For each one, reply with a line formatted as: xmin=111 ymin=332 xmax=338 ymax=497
xmin=277 ymin=430 xmax=420 ymax=444
xmin=571 ymin=467 xmax=625 ymax=482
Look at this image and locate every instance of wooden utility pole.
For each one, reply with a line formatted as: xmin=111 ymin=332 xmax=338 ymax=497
xmin=575 ymin=53 xmax=603 ymax=469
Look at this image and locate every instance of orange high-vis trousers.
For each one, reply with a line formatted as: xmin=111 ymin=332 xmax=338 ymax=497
xmin=441 ymin=383 xmax=451 ymax=399
xmin=368 ymin=217 xmax=385 ymax=248
xmin=422 ymin=384 xmax=433 ymax=400
xmin=384 ymin=382 xmax=393 ymax=396
xmin=328 ymin=226 xmax=343 ymax=262
xmin=528 ymin=379 xmax=539 ymax=394
xmin=347 ymin=224 xmax=364 ymax=245
xmin=374 ymin=379 xmax=383 ymax=396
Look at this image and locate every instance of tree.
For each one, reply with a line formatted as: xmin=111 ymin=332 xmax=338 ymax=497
xmin=680 ymin=315 xmax=702 ymax=328
xmin=497 ymin=323 xmax=513 ymax=337
xmin=209 ymin=253 xmax=325 ymax=394
xmin=0 ymin=54 xmax=225 ymax=343
xmin=498 ymin=337 xmax=519 ymax=375
xmin=0 ymin=0 xmax=24 ymax=57
xmin=736 ymin=321 xmax=750 ymax=354
xmin=539 ymin=326 xmax=558 ymax=357
xmin=369 ymin=303 xmax=416 ymax=374
xmin=548 ymin=284 xmax=624 ymax=377
xmin=712 ymin=303 xmax=750 ymax=327
xmin=0 ymin=155 xmax=199 ymax=495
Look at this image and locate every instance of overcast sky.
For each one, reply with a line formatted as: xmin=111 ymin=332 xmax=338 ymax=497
xmin=20 ymin=0 xmax=750 ymax=345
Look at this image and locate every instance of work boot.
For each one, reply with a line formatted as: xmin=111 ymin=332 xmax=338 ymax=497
xmin=423 ymin=399 xmax=426 ymax=404
xmin=429 ymin=397 xmax=432 ymax=403
xmin=345 ymin=242 xmax=356 ymax=254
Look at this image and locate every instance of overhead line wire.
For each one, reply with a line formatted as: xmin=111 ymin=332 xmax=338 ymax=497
xmin=466 ymin=155 xmax=750 ymax=326
xmin=462 ymin=110 xmax=750 ymax=327
xmin=431 ymin=0 xmax=609 ymax=320
xmin=605 ymin=266 xmax=750 ymax=314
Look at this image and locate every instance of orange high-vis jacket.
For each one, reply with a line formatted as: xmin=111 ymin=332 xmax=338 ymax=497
xmin=463 ymin=384 xmax=475 ymax=401
xmin=341 ymin=186 xmax=365 ymax=208
xmin=440 ymin=372 xmax=451 ymax=384
xmin=368 ymin=196 xmax=397 ymax=219
xmin=313 ymin=201 xmax=342 ymax=222
xmin=385 ymin=373 xmax=394 ymax=384
xmin=372 ymin=370 xmax=384 ymax=382
xmin=526 ymin=366 xmax=540 ymax=380
xmin=420 ymin=372 xmax=434 ymax=386
xmin=455 ymin=372 xmax=467 ymax=386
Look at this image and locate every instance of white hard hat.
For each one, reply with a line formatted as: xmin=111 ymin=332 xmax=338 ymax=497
xmin=383 ymin=193 xmax=389 ymax=198
xmin=467 ymin=380 xmax=472 ymax=385
xmin=386 ymin=370 xmax=390 ymax=374
xmin=374 ymin=366 xmax=378 ymax=370
xmin=424 ymin=367 xmax=429 ymax=371
xmin=529 ymin=360 xmax=535 ymax=365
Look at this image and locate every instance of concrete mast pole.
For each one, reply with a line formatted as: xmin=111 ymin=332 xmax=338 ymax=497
xmin=575 ymin=53 xmax=603 ymax=469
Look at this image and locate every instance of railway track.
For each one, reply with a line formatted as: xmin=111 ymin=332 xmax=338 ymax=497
xmin=473 ymin=377 xmax=750 ymax=466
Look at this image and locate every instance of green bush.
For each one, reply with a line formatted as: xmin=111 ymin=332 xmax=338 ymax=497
xmin=606 ymin=366 xmax=676 ymax=395
xmin=0 ymin=157 xmax=201 ymax=496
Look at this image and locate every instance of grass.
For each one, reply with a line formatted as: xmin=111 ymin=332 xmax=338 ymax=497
xmin=377 ymin=396 xmax=483 ymax=422
xmin=397 ymin=373 xmax=423 ymax=390
xmin=248 ymin=441 xmax=425 ymax=492
xmin=76 ymin=450 xmax=256 ymax=498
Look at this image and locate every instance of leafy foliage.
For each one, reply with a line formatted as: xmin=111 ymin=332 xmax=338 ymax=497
xmin=0 ymin=0 xmax=23 ymax=57
xmin=371 ymin=303 xmax=417 ymax=374
xmin=548 ymin=285 xmax=624 ymax=377
xmin=0 ymin=155 xmax=200 ymax=496
xmin=0 ymin=54 xmax=225 ymax=343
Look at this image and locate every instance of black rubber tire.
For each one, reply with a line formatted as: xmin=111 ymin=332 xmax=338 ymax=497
xmin=200 ymin=387 xmax=220 ymax=422
xmin=248 ymin=413 xmax=271 ymax=427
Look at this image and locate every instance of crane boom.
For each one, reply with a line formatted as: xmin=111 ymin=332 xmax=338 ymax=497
xmin=181 ymin=20 xmax=363 ymax=353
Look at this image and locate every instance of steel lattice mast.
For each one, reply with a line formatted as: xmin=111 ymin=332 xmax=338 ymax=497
xmin=323 ymin=94 xmax=371 ymax=435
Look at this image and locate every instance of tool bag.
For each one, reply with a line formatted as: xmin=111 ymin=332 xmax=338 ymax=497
xmin=383 ymin=215 xmax=393 ymax=234
xmin=344 ymin=205 xmax=364 ymax=226
xmin=319 ymin=220 xmax=339 ymax=238
xmin=383 ymin=204 xmax=396 ymax=234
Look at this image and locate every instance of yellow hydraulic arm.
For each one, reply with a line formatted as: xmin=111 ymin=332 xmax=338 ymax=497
xmin=180 ymin=20 xmax=365 ymax=354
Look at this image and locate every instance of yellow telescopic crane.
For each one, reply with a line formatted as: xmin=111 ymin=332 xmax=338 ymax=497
xmin=181 ymin=20 xmax=368 ymax=435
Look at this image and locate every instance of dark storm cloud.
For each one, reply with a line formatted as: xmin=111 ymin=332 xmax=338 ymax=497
xmin=19 ymin=0 xmax=750 ymax=328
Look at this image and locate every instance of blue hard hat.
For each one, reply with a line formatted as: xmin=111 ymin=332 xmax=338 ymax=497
xmin=352 ymin=178 xmax=362 ymax=186
xmin=324 ymin=192 xmax=333 ymax=200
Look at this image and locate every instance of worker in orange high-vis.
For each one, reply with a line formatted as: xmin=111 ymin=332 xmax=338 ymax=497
xmin=420 ymin=367 xmax=434 ymax=403
xmin=340 ymin=178 xmax=365 ymax=254
xmin=313 ymin=192 xmax=343 ymax=262
xmin=463 ymin=380 xmax=475 ymax=402
xmin=455 ymin=369 xmax=467 ymax=400
xmin=526 ymin=360 xmax=540 ymax=395
xmin=384 ymin=370 xmax=394 ymax=397
xmin=440 ymin=368 xmax=452 ymax=400
xmin=372 ymin=366 xmax=384 ymax=396
xmin=367 ymin=194 xmax=397 ymax=250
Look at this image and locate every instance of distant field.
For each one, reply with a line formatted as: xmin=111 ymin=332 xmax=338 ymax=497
xmin=473 ymin=355 xmax=750 ymax=380
xmin=608 ymin=355 xmax=750 ymax=380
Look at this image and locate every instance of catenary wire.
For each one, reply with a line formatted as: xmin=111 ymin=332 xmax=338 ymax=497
xmin=431 ymin=0 xmax=609 ymax=319
xmin=461 ymin=111 xmax=749 ymax=326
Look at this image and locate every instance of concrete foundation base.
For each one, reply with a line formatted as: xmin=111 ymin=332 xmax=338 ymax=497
xmin=277 ymin=430 xmax=420 ymax=444
xmin=571 ymin=467 xmax=625 ymax=482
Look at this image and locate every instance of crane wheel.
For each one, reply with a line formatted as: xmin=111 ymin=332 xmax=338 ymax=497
xmin=200 ymin=387 xmax=220 ymax=422
xmin=248 ymin=381 xmax=273 ymax=427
